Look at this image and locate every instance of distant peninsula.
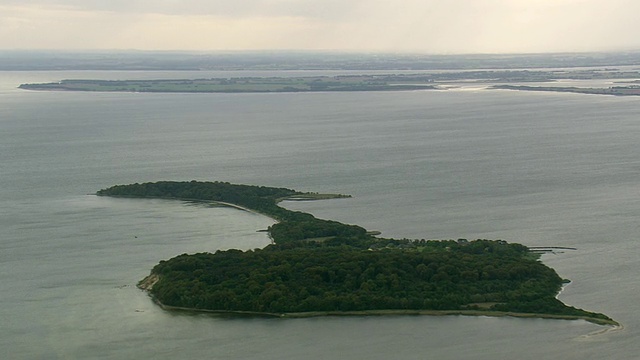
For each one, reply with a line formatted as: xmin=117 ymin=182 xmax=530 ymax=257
xmin=493 ymin=84 xmax=640 ymax=96
xmin=97 ymin=181 xmax=617 ymax=326
xmin=19 ymin=76 xmax=437 ymax=93
xmin=20 ymin=68 xmax=640 ymax=96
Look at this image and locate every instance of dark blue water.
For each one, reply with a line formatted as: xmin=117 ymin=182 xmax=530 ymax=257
xmin=1 ymin=71 xmax=638 ymax=359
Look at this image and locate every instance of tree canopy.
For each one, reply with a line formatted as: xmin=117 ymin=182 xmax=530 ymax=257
xmin=97 ymin=181 xmax=614 ymax=324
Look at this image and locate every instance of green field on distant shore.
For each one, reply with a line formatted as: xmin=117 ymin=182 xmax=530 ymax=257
xmin=19 ymin=76 xmax=437 ymax=93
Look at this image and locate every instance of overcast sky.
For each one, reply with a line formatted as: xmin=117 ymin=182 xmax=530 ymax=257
xmin=1 ymin=0 xmax=639 ymax=53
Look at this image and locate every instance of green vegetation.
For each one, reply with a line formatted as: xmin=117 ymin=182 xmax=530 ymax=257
xmin=97 ymin=181 xmax=362 ymax=244
xmin=19 ymin=68 xmax=640 ymax=96
xmin=18 ymin=76 xmax=437 ymax=93
xmin=97 ymin=181 xmax=616 ymax=325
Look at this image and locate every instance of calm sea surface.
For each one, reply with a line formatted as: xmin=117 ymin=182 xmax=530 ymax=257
xmin=1 ymin=70 xmax=639 ymax=359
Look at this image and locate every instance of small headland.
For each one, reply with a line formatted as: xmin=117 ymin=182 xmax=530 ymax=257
xmin=492 ymin=84 xmax=640 ymax=96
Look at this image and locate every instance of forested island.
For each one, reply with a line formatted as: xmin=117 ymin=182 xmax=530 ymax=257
xmin=97 ymin=181 xmax=616 ymax=325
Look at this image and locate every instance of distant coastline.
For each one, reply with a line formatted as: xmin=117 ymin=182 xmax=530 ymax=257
xmin=20 ymin=68 xmax=640 ymax=96
xmin=493 ymin=84 xmax=640 ymax=96
xmin=18 ymin=77 xmax=437 ymax=94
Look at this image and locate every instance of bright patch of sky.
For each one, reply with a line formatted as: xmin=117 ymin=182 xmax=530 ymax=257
xmin=1 ymin=0 xmax=638 ymax=53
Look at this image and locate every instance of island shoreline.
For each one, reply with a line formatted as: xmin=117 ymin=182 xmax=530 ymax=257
xmin=98 ymin=181 xmax=616 ymax=327
xmin=137 ymin=274 xmax=619 ymax=326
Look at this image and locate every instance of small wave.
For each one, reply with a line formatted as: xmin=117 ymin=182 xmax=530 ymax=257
xmin=576 ymin=323 xmax=624 ymax=341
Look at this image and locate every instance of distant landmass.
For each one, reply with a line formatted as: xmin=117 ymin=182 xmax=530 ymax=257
xmin=18 ymin=76 xmax=437 ymax=93
xmin=97 ymin=181 xmax=617 ymax=326
xmin=19 ymin=67 xmax=640 ymax=95
xmin=493 ymin=84 xmax=640 ymax=96
xmin=3 ymin=50 xmax=640 ymax=71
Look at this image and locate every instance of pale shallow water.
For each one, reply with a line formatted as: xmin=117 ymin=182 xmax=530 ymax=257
xmin=1 ymin=71 xmax=638 ymax=359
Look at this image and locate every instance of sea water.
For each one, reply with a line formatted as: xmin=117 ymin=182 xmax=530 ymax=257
xmin=1 ymin=70 xmax=638 ymax=359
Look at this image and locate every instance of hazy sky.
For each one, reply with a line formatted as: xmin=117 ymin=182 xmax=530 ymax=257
xmin=1 ymin=0 xmax=639 ymax=53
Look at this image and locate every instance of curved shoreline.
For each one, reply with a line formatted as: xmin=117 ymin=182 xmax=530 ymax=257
xmin=492 ymin=84 xmax=640 ymax=97
xmin=103 ymin=182 xmax=616 ymax=328
xmin=137 ymin=274 xmax=619 ymax=327
xmin=97 ymin=193 xmax=347 ymax=218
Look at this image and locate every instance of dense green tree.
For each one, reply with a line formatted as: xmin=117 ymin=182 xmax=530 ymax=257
xmin=99 ymin=181 xmax=613 ymax=323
